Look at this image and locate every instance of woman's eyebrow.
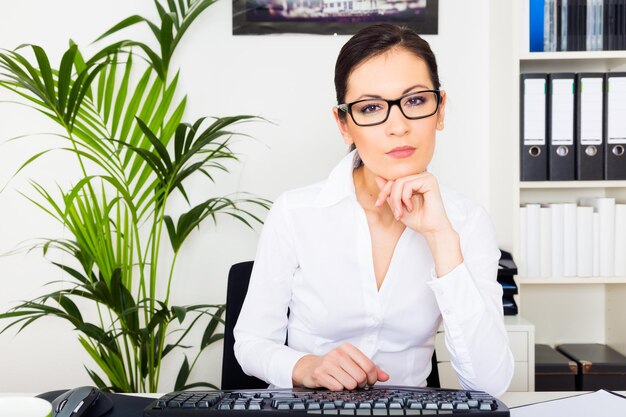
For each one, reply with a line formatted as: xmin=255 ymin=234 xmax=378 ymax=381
xmin=353 ymin=84 xmax=433 ymax=101
xmin=402 ymin=83 xmax=432 ymax=94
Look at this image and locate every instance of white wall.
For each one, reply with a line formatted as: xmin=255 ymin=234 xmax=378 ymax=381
xmin=0 ymin=0 xmax=498 ymax=392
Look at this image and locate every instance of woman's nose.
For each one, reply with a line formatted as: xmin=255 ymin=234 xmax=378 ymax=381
xmin=385 ymin=104 xmax=410 ymax=136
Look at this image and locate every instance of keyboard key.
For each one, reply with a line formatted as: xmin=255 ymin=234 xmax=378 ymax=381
xmin=307 ymin=402 xmax=321 ymax=410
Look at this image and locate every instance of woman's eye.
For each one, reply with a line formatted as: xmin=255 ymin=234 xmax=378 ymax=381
xmin=357 ymin=102 xmax=384 ymax=114
xmin=405 ymin=95 xmax=426 ymax=106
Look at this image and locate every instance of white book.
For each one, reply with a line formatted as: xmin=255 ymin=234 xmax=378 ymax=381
xmin=596 ymin=198 xmax=616 ymax=276
xmin=593 ymin=212 xmax=600 ymax=277
xmin=526 ymin=204 xmax=542 ymax=278
xmin=615 ymin=204 xmax=626 ymax=277
xmin=550 ymin=203 xmax=565 ymax=278
xmin=563 ymin=203 xmax=577 ymax=277
xmin=540 ymin=207 xmax=552 ymax=277
xmin=581 ymin=197 xmax=616 ymax=276
xmin=519 ymin=207 xmax=527 ymax=278
xmin=577 ymin=206 xmax=594 ymax=277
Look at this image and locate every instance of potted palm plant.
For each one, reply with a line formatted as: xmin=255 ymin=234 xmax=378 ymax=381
xmin=0 ymin=0 xmax=269 ymax=392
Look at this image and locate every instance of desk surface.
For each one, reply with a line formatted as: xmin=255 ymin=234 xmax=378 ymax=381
xmin=501 ymin=390 xmax=626 ymax=408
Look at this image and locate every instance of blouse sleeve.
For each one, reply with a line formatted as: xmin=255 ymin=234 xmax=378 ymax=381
xmin=233 ymin=193 xmax=308 ymax=388
xmin=426 ymin=206 xmax=514 ymax=397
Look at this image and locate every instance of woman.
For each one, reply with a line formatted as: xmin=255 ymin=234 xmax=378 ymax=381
xmin=234 ymin=23 xmax=514 ymax=397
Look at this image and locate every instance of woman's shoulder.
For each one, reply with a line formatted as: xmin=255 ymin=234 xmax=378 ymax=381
xmin=273 ymin=180 xmax=328 ymax=210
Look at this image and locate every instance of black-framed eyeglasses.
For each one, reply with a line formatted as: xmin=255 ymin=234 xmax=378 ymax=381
xmin=337 ymin=90 xmax=441 ymax=127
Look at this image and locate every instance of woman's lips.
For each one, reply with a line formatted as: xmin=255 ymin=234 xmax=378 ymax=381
xmin=386 ymin=146 xmax=416 ymax=159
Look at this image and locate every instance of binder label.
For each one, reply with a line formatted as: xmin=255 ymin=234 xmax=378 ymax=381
xmin=524 ymin=78 xmax=546 ymax=145
xmin=551 ymin=79 xmax=574 ymax=145
xmin=608 ymin=77 xmax=626 ymax=145
xmin=580 ymin=77 xmax=603 ymax=145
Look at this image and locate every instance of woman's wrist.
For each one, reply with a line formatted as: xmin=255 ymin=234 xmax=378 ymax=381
xmin=423 ymin=226 xmax=463 ymax=277
xmin=292 ymin=354 xmax=319 ymax=387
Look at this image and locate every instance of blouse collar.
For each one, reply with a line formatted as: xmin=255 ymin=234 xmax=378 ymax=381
xmin=314 ymin=150 xmax=358 ymax=207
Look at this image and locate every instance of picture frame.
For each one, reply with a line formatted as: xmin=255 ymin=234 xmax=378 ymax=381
xmin=232 ymin=0 xmax=438 ymax=35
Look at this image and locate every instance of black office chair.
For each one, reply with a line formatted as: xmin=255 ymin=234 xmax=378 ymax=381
xmin=221 ymin=261 xmax=440 ymax=389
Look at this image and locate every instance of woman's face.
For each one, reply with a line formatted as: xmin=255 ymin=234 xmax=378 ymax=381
xmin=334 ymin=47 xmax=446 ymax=181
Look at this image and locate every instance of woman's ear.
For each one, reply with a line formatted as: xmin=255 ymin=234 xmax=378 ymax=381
xmin=436 ymin=90 xmax=446 ymax=131
xmin=333 ymin=106 xmax=353 ymax=145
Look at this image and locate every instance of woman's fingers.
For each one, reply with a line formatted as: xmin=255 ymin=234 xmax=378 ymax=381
xmin=340 ymin=344 xmax=381 ymax=386
xmin=376 ymin=366 xmax=390 ymax=382
xmin=374 ymin=177 xmax=392 ymax=208
xmin=311 ymin=343 xmax=388 ymax=390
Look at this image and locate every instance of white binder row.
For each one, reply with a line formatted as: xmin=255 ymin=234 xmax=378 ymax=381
xmin=519 ymin=198 xmax=626 ymax=278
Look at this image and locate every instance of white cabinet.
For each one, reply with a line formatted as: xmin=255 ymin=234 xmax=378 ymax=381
xmin=436 ymin=316 xmax=535 ymax=392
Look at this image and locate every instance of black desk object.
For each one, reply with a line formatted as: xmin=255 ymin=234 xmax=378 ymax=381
xmin=38 ymin=390 xmax=153 ymax=417
xmin=535 ymin=344 xmax=577 ymax=391
xmin=143 ymin=386 xmax=510 ymax=416
xmin=557 ymin=343 xmax=626 ymax=391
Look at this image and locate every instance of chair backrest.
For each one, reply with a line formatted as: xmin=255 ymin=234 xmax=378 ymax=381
xmin=221 ymin=261 xmax=440 ymax=389
xmin=222 ymin=261 xmax=268 ymax=390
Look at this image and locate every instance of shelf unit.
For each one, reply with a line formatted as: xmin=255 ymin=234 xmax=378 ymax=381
xmin=502 ymin=0 xmax=626 ymax=359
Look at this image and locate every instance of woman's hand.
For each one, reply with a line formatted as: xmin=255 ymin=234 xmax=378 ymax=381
xmin=374 ymin=172 xmax=463 ymax=277
xmin=292 ymin=343 xmax=389 ymax=390
xmin=374 ymin=172 xmax=450 ymax=236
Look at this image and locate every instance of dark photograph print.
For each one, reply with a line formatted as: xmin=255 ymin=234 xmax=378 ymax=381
xmin=233 ymin=0 xmax=438 ymax=35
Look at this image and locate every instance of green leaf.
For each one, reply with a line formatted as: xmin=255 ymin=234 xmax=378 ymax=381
xmin=201 ymin=305 xmax=225 ymax=349
xmin=159 ymin=12 xmax=175 ymax=70
xmin=102 ymin=53 xmax=118 ymax=125
xmin=135 ymin=117 xmax=172 ymax=170
xmin=56 ymin=294 xmax=84 ymax=323
xmin=31 ymin=46 xmax=56 ymax=107
xmin=174 ymin=355 xmax=190 ymax=391
xmin=86 ymin=368 xmax=110 ymax=391
xmin=118 ymin=66 xmax=152 ymax=142
xmin=57 ymin=44 xmax=78 ymax=115
xmin=93 ymin=15 xmax=148 ymax=43
xmin=111 ymin=53 xmax=133 ymax=137
xmin=171 ymin=305 xmax=186 ymax=323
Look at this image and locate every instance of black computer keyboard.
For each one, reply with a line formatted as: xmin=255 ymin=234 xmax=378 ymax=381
xmin=143 ymin=386 xmax=509 ymax=416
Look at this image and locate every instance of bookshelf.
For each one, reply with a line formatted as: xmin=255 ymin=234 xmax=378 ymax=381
xmin=497 ymin=0 xmax=626 ymax=361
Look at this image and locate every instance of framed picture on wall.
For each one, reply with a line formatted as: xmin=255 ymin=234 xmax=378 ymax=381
xmin=233 ymin=0 xmax=438 ymax=35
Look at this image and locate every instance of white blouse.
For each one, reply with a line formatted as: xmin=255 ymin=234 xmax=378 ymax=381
xmin=234 ymin=151 xmax=514 ymax=397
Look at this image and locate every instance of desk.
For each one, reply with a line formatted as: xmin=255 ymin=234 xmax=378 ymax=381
xmin=501 ymin=391 xmax=626 ymax=407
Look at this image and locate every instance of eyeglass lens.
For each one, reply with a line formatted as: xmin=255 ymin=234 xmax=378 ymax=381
xmin=351 ymin=91 xmax=438 ymax=126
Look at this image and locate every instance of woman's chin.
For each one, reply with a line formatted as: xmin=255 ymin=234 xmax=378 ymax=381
xmin=377 ymin=166 xmax=426 ymax=181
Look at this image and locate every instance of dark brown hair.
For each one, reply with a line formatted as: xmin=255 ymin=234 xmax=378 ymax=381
xmin=334 ymin=23 xmax=440 ymax=108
